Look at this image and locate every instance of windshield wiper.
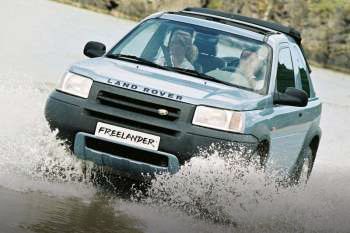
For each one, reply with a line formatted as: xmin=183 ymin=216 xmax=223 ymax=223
xmin=106 ymin=54 xmax=170 ymax=71
xmin=165 ymin=67 xmax=240 ymax=88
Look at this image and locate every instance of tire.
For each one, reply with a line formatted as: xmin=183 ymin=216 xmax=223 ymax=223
xmin=292 ymin=145 xmax=315 ymax=185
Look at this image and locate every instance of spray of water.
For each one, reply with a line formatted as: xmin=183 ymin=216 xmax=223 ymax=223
xmin=120 ymin=145 xmax=350 ymax=233
xmin=0 ymin=73 xmax=94 ymax=198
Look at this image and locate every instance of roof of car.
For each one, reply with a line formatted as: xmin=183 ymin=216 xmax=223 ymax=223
xmin=179 ymin=7 xmax=302 ymax=45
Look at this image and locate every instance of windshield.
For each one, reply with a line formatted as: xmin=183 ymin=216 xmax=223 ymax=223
xmin=108 ymin=18 xmax=272 ymax=93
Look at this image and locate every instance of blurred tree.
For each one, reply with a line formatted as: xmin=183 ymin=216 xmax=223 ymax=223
xmin=57 ymin=0 xmax=350 ymax=72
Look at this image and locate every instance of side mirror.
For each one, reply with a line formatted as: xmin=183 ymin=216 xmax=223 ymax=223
xmin=83 ymin=41 xmax=106 ymax=58
xmin=273 ymin=87 xmax=308 ymax=107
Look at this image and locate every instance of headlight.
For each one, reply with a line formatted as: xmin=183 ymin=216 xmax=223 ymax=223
xmin=192 ymin=106 xmax=245 ymax=133
xmin=57 ymin=72 xmax=93 ymax=98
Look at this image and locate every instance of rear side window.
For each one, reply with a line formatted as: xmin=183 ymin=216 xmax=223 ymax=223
xmin=300 ymin=67 xmax=310 ymax=97
xmin=276 ymin=48 xmax=295 ymax=93
xmin=293 ymin=45 xmax=311 ymax=97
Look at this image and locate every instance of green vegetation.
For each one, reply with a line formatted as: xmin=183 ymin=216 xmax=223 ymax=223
xmin=52 ymin=0 xmax=350 ymax=73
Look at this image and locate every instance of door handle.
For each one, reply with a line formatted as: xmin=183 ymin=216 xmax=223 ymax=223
xmin=298 ymin=113 xmax=303 ymax=117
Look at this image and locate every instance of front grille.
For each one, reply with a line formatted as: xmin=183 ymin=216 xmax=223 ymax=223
xmin=85 ymin=137 xmax=169 ymax=167
xmin=85 ymin=109 xmax=180 ymax=136
xmin=97 ymin=91 xmax=181 ymax=121
xmin=84 ymin=83 xmax=195 ymax=140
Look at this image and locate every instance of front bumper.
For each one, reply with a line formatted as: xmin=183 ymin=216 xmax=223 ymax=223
xmin=45 ymin=83 xmax=259 ymax=176
xmin=75 ymin=132 xmax=180 ymax=176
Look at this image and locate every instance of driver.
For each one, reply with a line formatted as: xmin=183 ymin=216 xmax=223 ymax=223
xmin=155 ymin=29 xmax=197 ymax=70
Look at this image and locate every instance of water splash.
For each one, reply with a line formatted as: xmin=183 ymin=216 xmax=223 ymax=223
xmin=0 ymin=73 xmax=94 ymax=198
xmin=120 ymin=147 xmax=350 ymax=233
xmin=143 ymin=149 xmax=271 ymax=223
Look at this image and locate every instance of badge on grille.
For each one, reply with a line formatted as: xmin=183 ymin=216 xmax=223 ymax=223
xmin=158 ymin=109 xmax=169 ymax=116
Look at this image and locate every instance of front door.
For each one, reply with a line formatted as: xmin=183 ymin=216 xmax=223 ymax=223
xmin=267 ymin=45 xmax=311 ymax=175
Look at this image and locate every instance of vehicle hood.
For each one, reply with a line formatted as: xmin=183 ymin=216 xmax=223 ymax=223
xmin=70 ymin=58 xmax=271 ymax=111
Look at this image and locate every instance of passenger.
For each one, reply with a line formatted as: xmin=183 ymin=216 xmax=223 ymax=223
xmin=155 ymin=29 xmax=197 ymax=70
xmin=232 ymin=48 xmax=265 ymax=90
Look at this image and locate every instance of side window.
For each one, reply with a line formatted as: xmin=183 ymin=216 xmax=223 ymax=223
xmin=276 ymin=47 xmax=295 ymax=93
xmin=293 ymin=45 xmax=311 ymax=97
xmin=300 ymin=67 xmax=310 ymax=97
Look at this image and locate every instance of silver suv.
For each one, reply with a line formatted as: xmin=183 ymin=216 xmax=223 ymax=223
xmin=45 ymin=8 xmax=322 ymax=182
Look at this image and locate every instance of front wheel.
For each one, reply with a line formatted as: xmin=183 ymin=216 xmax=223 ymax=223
xmin=293 ymin=146 xmax=314 ymax=184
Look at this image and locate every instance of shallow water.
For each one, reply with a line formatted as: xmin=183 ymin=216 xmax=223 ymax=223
xmin=0 ymin=1 xmax=350 ymax=233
